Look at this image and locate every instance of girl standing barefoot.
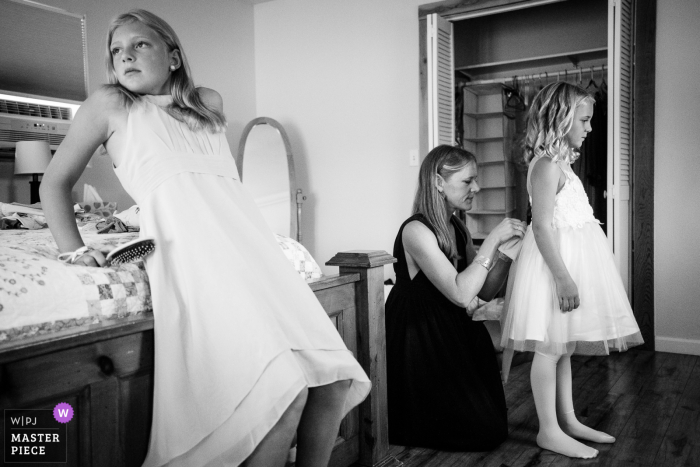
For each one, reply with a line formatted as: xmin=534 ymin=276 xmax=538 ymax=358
xmin=501 ymin=82 xmax=643 ymax=459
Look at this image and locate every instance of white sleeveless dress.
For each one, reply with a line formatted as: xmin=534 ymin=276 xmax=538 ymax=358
xmin=500 ymin=155 xmax=643 ymax=356
xmin=113 ymin=95 xmax=370 ymax=467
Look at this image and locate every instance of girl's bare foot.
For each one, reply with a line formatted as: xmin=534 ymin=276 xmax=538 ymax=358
xmin=536 ymin=427 xmax=599 ymax=459
xmin=560 ymin=416 xmax=616 ymax=444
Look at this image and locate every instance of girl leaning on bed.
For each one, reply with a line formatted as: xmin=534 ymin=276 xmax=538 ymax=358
xmin=40 ymin=9 xmax=370 ymax=467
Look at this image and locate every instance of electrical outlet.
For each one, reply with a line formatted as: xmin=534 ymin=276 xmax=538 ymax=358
xmin=409 ymin=149 xmax=419 ymax=166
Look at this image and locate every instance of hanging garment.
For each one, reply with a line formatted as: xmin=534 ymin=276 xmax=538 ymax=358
xmin=572 ymin=82 xmax=608 ymax=230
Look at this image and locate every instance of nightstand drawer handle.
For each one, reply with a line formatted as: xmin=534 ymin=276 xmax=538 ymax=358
xmin=97 ymin=356 xmax=115 ymax=376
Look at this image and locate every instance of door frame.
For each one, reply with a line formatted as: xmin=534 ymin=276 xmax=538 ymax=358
xmin=420 ymin=0 xmax=656 ymax=350
xmin=630 ymin=0 xmax=655 ymax=351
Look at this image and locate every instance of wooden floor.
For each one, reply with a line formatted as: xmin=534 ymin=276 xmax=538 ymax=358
xmin=381 ymin=350 xmax=700 ymax=467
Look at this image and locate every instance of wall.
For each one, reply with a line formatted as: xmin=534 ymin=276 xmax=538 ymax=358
xmin=254 ymin=0 xmax=700 ymax=354
xmin=253 ymin=0 xmax=431 ymax=276
xmin=7 ymin=0 xmax=256 ymax=211
xmin=654 ymin=0 xmax=700 ymax=355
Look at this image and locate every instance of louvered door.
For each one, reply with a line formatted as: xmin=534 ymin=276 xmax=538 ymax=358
xmin=426 ymin=13 xmax=453 ymax=150
xmin=607 ymin=0 xmax=634 ymax=296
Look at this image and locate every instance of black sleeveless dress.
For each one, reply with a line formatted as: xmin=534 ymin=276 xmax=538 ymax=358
xmin=386 ymin=214 xmax=508 ymax=451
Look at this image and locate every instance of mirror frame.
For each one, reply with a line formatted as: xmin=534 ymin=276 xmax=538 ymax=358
xmin=237 ymin=117 xmax=303 ymax=243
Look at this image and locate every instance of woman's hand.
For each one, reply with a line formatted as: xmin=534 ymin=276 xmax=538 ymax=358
xmin=484 ymin=217 xmax=527 ymax=246
xmin=556 ymin=276 xmax=580 ymax=312
xmin=73 ymin=249 xmax=107 ymax=267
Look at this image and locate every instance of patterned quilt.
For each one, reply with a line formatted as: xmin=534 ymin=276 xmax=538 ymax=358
xmin=0 ymin=229 xmax=322 ymax=342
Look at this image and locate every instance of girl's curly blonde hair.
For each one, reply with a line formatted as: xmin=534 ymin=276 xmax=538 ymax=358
xmin=524 ymin=82 xmax=594 ymax=165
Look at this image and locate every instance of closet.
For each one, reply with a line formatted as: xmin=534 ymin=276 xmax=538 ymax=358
xmin=423 ymin=0 xmax=633 ymax=295
xmin=457 ymin=0 xmax=609 ymax=239
xmin=458 ymin=83 xmax=518 ymax=240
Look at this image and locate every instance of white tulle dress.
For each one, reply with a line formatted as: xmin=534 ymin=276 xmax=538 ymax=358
xmin=500 ymin=155 xmax=643 ymax=357
xmin=112 ymin=95 xmax=371 ymax=467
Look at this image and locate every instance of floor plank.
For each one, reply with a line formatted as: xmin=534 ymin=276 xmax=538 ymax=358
xmin=605 ymin=352 xmax=696 ymax=466
xmin=653 ymin=357 xmax=700 ymax=466
xmin=393 ymin=446 xmax=437 ymax=466
xmin=379 ymin=351 xmax=700 ymax=467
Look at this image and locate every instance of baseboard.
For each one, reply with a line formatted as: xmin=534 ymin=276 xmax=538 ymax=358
xmin=655 ymin=336 xmax=700 ymax=356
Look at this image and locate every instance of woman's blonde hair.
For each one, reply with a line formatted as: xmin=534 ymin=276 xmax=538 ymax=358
xmin=104 ymin=9 xmax=226 ymax=133
xmin=524 ymin=82 xmax=594 ymax=165
xmin=413 ymin=145 xmax=476 ymax=260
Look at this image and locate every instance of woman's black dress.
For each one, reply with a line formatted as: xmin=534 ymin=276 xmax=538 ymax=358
xmin=386 ymin=214 xmax=508 ymax=451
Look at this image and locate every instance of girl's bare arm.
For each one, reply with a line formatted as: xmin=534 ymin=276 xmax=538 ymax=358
xmin=40 ymin=88 xmax=120 ymax=259
xmin=530 ymin=157 xmax=579 ymax=311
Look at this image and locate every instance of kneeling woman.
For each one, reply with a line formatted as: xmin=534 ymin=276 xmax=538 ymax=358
xmin=386 ymin=145 xmax=525 ymax=451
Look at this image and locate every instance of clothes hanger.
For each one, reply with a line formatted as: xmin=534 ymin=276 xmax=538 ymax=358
xmin=586 ymin=66 xmax=598 ymax=90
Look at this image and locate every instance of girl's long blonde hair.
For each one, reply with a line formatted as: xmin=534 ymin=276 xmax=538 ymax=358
xmin=524 ymin=82 xmax=594 ymax=165
xmin=105 ymin=9 xmax=226 ymax=133
xmin=413 ymin=145 xmax=476 ymax=260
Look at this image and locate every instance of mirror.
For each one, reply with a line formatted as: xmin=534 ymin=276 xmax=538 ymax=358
xmin=237 ymin=117 xmax=304 ymax=242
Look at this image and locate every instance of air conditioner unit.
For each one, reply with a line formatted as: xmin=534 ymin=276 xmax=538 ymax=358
xmin=0 ymin=92 xmax=80 ymax=153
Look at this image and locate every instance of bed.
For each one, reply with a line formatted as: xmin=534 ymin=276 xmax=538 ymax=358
xmin=0 ymin=117 xmax=399 ymax=467
xmin=0 ymin=230 xmax=397 ymax=467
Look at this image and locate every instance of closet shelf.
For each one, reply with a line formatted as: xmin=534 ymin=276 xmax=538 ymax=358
xmin=461 ymin=82 xmax=504 ymax=96
xmin=455 ymin=47 xmax=608 ymax=77
xmin=464 ymin=137 xmax=503 ymax=143
xmin=466 ymin=209 xmax=515 ymax=216
xmin=464 ymin=111 xmax=504 ymax=119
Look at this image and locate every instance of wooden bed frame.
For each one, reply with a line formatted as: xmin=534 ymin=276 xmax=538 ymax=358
xmin=0 ymin=250 xmax=399 ymax=467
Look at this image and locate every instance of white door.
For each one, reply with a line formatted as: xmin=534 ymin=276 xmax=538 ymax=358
xmin=607 ymin=0 xmax=633 ymax=297
xmin=426 ymin=13 xmax=454 ymax=150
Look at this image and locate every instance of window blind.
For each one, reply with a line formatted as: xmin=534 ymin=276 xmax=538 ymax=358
xmin=0 ymin=0 xmax=87 ymax=101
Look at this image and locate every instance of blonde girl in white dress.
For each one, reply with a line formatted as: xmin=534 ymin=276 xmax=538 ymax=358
xmin=500 ymin=82 xmax=643 ymax=459
xmin=40 ymin=9 xmax=370 ymax=467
